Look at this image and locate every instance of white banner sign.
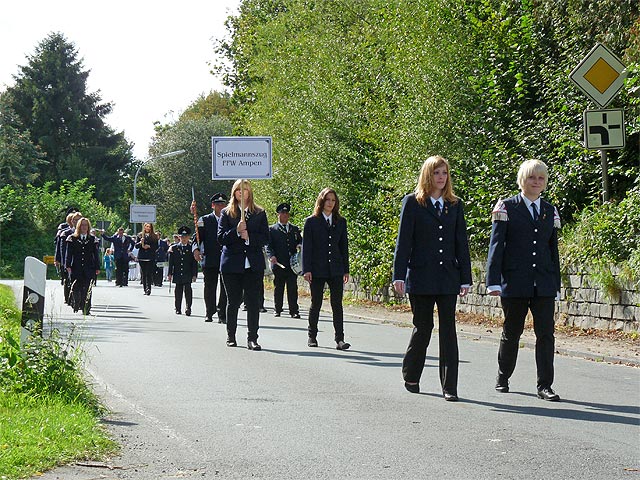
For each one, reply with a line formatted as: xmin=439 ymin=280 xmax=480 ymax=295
xmin=212 ymin=136 xmax=272 ymax=180
xmin=129 ymin=204 xmax=157 ymax=223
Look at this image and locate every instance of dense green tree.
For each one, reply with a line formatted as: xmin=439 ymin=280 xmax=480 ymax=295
xmin=215 ymin=0 xmax=639 ymax=291
xmin=179 ymin=91 xmax=236 ymax=122
xmin=0 ymin=96 xmax=46 ymax=185
xmin=0 ymin=180 xmax=124 ymax=278
xmin=1 ymin=32 xmax=134 ymax=207
xmin=143 ymin=115 xmax=234 ymax=236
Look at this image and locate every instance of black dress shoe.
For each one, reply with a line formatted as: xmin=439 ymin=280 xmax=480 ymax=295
xmin=205 ymin=316 xmax=213 ymax=323
xmin=495 ymin=375 xmax=509 ymax=393
xmin=444 ymin=392 xmax=459 ymax=402
xmin=218 ymin=318 xmax=226 ymax=324
xmin=537 ymin=387 xmax=560 ymax=402
xmin=259 ymin=307 xmax=268 ymax=313
xmin=404 ymin=382 xmax=420 ymax=394
xmin=274 ymin=311 xmax=281 ymax=317
xmin=185 ymin=308 xmax=191 ymax=316
xmin=336 ymin=340 xmax=351 ymax=350
xmin=291 ymin=313 xmax=301 ymax=319
xmin=247 ymin=340 xmax=262 ymax=351
xmin=175 ymin=309 xmax=181 ymax=315
xmin=308 ymin=337 xmax=318 ymax=347
xmin=226 ymin=337 xmax=237 ymax=347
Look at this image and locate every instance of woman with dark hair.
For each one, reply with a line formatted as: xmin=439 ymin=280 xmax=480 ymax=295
xmin=393 ymin=155 xmax=472 ymax=401
xmin=218 ymin=179 xmax=269 ymax=350
xmin=65 ymin=217 xmax=100 ymax=315
xmin=302 ymin=187 xmax=351 ymax=350
xmin=135 ymin=222 xmax=159 ymax=295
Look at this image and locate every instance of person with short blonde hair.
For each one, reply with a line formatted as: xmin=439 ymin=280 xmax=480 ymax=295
xmin=486 ymin=159 xmax=562 ymax=401
xmin=517 ymin=159 xmax=548 ymax=191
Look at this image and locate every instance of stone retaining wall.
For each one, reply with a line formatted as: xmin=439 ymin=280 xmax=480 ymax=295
xmin=297 ymin=262 xmax=639 ymax=332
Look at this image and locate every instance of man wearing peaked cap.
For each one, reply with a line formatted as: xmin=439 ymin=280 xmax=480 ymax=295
xmin=277 ymin=203 xmax=290 ymax=213
xmin=192 ymin=192 xmax=229 ymax=323
xmin=168 ymin=226 xmax=198 ymax=316
xmin=211 ymin=193 xmax=228 ymax=204
xmin=266 ymin=202 xmax=303 ymax=318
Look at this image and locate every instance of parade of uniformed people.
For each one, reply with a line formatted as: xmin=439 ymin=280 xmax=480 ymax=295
xmin=2 ymin=4 xmax=638 ymax=478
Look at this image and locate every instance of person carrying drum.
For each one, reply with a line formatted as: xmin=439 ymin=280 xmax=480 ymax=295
xmin=266 ymin=202 xmax=303 ymax=318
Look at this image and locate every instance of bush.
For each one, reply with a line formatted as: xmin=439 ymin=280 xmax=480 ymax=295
xmin=560 ymin=185 xmax=640 ymax=289
xmin=0 ymin=286 xmax=101 ymax=413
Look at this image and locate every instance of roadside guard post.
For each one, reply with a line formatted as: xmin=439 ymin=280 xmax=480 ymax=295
xmin=21 ymin=256 xmax=46 ymax=346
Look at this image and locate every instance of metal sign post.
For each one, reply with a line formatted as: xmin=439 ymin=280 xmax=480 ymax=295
xmin=569 ymin=43 xmax=627 ymax=203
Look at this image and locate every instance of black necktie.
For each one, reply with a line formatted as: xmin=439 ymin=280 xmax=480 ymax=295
xmin=81 ymin=235 xmax=86 ymax=240
xmin=435 ymin=201 xmax=441 ymax=217
xmin=326 ymin=218 xmax=331 ymax=228
xmin=532 ymin=203 xmax=539 ymax=221
xmin=280 ymin=224 xmax=287 ymax=234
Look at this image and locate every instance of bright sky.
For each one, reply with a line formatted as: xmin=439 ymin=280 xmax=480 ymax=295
xmin=0 ymin=0 xmax=241 ymax=159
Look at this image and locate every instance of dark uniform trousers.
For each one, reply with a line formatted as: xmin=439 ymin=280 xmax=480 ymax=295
xmin=273 ymin=267 xmax=299 ymax=315
xmin=403 ymin=294 xmax=458 ymax=393
xmin=223 ymin=269 xmax=262 ymax=342
xmin=308 ymin=276 xmax=345 ymax=342
xmin=174 ymin=282 xmax=193 ymax=312
xmin=498 ymin=294 xmax=555 ymax=390
xmin=203 ymin=267 xmax=227 ymax=320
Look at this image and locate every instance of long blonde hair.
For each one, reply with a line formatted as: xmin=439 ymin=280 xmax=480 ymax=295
xmin=142 ymin=222 xmax=158 ymax=242
xmin=73 ymin=217 xmax=91 ymax=237
xmin=226 ymin=179 xmax=263 ymax=218
xmin=415 ymin=155 xmax=458 ymax=206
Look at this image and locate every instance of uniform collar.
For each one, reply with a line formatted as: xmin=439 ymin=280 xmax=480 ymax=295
xmin=520 ymin=192 xmax=541 ymax=210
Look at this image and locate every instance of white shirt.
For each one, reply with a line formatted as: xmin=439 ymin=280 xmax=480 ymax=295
xmin=322 ymin=212 xmax=332 ymax=226
xmin=520 ymin=193 xmax=541 ymax=220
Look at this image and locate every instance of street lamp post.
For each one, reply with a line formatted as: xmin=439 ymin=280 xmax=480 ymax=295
xmin=132 ymin=149 xmax=185 ymax=233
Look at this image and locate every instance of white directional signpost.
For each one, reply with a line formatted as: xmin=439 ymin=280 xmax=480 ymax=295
xmin=569 ymin=43 xmax=627 ymax=202
xmin=21 ymin=256 xmax=46 ymax=346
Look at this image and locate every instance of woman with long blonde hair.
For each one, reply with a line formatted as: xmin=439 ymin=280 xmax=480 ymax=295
xmin=392 ymin=155 xmax=472 ymax=401
xmin=65 ymin=217 xmax=100 ymax=315
xmin=135 ymin=222 xmax=159 ymax=295
xmin=218 ymin=179 xmax=270 ymax=350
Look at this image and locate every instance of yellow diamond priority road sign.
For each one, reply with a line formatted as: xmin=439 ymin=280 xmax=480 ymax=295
xmin=569 ymin=43 xmax=626 ymax=108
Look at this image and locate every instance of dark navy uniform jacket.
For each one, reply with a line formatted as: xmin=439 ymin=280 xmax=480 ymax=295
xmin=393 ymin=194 xmax=472 ymax=295
xmin=54 ymin=222 xmax=69 ymax=263
xmin=168 ymin=242 xmax=198 ymax=284
xmin=302 ymin=215 xmax=349 ymax=278
xmin=196 ymin=212 xmax=223 ymax=269
xmin=102 ymin=232 xmax=133 ymax=261
xmin=218 ymin=208 xmax=269 ymax=274
xmin=266 ymin=222 xmax=302 ymax=270
xmin=135 ymin=234 xmax=158 ymax=261
xmin=486 ymin=194 xmax=561 ymax=297
xmin=65 ymin=234 xmax=100 ymax=279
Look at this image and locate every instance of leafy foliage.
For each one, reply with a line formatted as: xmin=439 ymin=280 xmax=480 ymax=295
xmin=0 ymin=181 xmax=125 ymax=278
xmin=215 ymin=0 xmax=639 ymax=292
xmin=0 ymin=32 xmax=134 ymax=208
xmin=146 ymin=114 xmax=234 ymax=236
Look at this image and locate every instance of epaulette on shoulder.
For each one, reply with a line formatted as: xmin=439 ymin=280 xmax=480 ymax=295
xmin=491 ymin=199 xmax=508 ymax=222
xmin=553 ymin=206 xmax=561 ymax=229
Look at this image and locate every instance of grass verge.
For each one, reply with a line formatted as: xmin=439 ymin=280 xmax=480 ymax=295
xmin=0 ymin=284 xmax=117 ymax=479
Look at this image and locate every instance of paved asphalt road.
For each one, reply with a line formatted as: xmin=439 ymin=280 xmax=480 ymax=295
xmin=5 ymin=279 xmax=639 ymax=479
